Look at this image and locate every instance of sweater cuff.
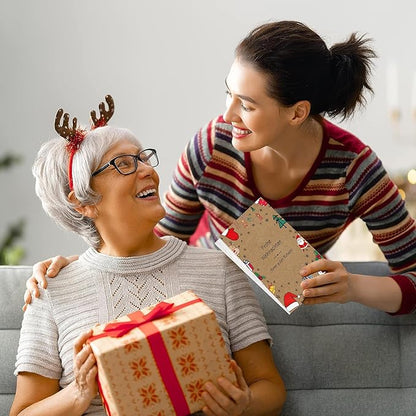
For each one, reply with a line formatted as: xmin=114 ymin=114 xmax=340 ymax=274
xmin=390 ymin=275 xmax=416 ymax=315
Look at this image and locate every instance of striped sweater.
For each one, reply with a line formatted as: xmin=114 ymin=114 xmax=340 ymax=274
xmin=155 ymin=115 xmax=416 ymax=314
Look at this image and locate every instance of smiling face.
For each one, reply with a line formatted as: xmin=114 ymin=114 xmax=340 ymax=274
xmin=88 ymin=138 xmax=166 ymax=255
xmin=224 ymin=58 xmax=296 ymax=153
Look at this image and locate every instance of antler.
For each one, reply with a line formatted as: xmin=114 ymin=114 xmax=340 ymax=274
xmin=90 ymin=95 xmax=114 ymax=127
xmin=55 ymin=109 xmax=78 ymax=140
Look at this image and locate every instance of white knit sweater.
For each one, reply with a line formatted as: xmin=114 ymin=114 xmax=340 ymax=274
xmin=15 ymin=236 xmax=271 ymax=415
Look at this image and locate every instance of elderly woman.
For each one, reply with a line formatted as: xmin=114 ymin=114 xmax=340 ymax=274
xmin=10 ymin=96 xmax=285 ymax=416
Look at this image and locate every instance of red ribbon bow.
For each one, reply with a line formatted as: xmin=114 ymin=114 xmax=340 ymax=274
xmin=89 ymin=301 xmax=175 ymax=341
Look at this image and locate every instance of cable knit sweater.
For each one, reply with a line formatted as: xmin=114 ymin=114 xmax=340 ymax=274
xmin=15 ymin=237 xmax=270 ymax=416
xmin=155 ymin=116 xmax=416 ymax=314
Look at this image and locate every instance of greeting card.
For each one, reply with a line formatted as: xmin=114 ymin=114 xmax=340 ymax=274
xmin=215 ymin=198 xmax=324 ymax=314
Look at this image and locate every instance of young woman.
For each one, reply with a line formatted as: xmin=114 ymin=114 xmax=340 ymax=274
xmin=25 ymin=21 xmax=416 ymax=314
xmin=154 ymin=21 xmax=416 ymax=314
xmin=10 ymin=97 xmax=286 ymax=416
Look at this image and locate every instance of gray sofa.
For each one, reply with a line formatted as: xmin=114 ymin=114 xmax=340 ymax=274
xmin=1 ymin=262 xmax=416 ymax=416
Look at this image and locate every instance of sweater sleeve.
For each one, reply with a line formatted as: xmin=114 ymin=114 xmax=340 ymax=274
xmin=155 ymin=118 xmax=217 ymax=240
xmin=223 ymin=261 xmax=272 ymax=352
xmin=14 ymin=287 xmax=62 ymax=379
xmin=346 ymin=147 xmax=416 ymax=314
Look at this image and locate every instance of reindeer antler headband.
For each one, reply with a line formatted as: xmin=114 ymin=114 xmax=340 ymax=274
xmin=54 ymin=95 xmax=115 ymax=190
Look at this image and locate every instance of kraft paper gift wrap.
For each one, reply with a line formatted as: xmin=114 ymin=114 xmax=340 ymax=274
xmin=88 ymin=290 xmax=236 ymax=416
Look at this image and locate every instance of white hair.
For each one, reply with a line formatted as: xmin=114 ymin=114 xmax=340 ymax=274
xmin=33 ymin=126 xmax=141 ymax=248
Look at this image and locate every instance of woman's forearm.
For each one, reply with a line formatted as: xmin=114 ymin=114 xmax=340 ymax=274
xmin=245 ymin=378 xmax=286 ymax=416
xmin=350 ymin=274 xmax=402 ymax=313
xmin=10 ymin=380 xmax=93 ymax=416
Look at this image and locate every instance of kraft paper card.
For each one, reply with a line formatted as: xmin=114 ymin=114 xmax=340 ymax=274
xmin=215 ymin=198 xmax=324 ymax=314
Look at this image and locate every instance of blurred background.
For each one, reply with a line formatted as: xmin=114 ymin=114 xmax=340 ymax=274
xmin=1 ymin=0 xmax=416 ymax=265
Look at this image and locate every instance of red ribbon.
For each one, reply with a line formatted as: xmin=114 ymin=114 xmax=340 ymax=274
xmin=66 ymin=129 xmax=87 ymax=191
xmin=89 ymin=301 xmax=176 ymax=341
xmin=88 ymin=297 xmax=202 ymax=415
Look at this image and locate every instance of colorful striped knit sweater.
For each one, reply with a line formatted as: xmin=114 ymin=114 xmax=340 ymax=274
xmin=155 ymin=115 xmax=416 ymax=313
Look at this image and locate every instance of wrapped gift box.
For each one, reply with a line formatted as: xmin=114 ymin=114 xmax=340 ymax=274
xmin=88 ymin=290 xmax=236 ymax=416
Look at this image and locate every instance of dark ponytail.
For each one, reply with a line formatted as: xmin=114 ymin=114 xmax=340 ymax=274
xmin=235 ymin=21 xmax=377 ymax=120
xmin=328 ymin=34 xmax=376 ymax=119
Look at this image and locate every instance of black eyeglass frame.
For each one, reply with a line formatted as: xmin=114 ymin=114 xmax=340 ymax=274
xmin=91 ymin=148 xmax=159 ymax=177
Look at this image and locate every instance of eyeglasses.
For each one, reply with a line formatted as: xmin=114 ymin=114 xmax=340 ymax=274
xmin=91 ymin=148 xmax=159 ymax=177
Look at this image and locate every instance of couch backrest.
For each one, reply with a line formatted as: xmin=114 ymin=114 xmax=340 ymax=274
xmin=2 ymin=263 xmax=416 ymax=416
xmin=251 ymin=261 xmax=416 ymax=416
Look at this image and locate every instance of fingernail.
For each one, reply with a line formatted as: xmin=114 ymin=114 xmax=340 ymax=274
xmin=304 ymin=290 xmax=311 ymax=297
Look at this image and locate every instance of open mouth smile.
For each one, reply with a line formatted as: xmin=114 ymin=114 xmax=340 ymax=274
xmin=136 ymin=188 xmax=157 ymax=198
xmin=232 ymin=126 xmax=252 ymax=138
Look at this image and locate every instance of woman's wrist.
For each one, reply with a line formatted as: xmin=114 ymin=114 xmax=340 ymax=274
xmin=347 ymin=273 xmax=361 ymax=304
xmin=67 ymin=381 xmax=95 ymax=415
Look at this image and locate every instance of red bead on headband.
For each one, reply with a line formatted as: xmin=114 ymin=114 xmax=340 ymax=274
xmin=54 ymin=95 xmax=115 ymax=190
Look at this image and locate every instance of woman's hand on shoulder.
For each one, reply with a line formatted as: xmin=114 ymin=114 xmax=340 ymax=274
xmin=23 ymin=255 xmax=79 ymax=311
xmin=300 ymin=259 xmax=352 ymax=305
xmin=202 ymin=360 xmax=251 ymax=416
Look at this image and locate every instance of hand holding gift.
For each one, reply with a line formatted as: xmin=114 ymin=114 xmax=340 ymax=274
xmin=202 ymin=360 xmax=251 ymax=416
xmin=72 ymin=330 xmax=98 ymax=407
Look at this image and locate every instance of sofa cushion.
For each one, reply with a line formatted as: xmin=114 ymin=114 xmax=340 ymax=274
xmin=0 ymin=266 xmax=30 ymax=413
xmin=2 ymin=262 xmax=416 ymax=416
